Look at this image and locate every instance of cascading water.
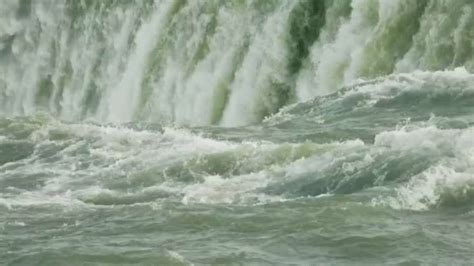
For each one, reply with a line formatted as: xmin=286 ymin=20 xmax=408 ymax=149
xmin=1 ymin=1 xmax=473 ymax=265
xmin=1 ymin=0 xmax=473 ymax=125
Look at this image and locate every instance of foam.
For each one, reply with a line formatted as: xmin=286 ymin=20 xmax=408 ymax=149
xmin=2 ymin=116 xmax=473 ymax=209
xmin=0 ymin=190 xmax=87 ymax=209
xmin=1 ymin=121 xmax=243 ymax=208
xmin=180 ymin=172 xmax=273 ymax=205
xmin=372 ymin=126 xmax=474 ymax=210
xmin=165 ymin=250 xmax=194 ymax=265
xmin=266 ymin=67 xmax=474 ymax=126
xmin=375 ymin=165 xmax=474 ymax=211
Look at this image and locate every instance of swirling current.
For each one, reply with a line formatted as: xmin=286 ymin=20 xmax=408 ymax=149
xmin=1 ymin=0 xmax=473 ymax=265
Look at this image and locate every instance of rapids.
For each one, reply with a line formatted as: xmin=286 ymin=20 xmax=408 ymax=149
xmin=1 ymin=0 xmax=473 ymax=265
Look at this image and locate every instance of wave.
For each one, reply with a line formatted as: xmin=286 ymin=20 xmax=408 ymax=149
xmin=0 ymin=117 xmax=472 ymax=211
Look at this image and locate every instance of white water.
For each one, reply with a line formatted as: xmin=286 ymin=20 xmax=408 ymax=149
xmin=1 ymin=115 xmax=472 ymax=210
xmin=374 ymin=126 xmax=474 ymax=210
xmin=1 ymin=0 xmax=473 ymax=126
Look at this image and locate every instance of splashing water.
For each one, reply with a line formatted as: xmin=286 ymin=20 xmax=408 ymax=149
xmin=1 ymin=1 xmax=474 ymax=265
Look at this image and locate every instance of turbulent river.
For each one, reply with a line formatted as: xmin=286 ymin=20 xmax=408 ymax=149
xmin=1 ymin=0 xmax=474 ymax=265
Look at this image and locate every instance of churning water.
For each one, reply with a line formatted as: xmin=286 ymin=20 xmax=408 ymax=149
xmin=1 ymin=0 xmax=473 ymax=265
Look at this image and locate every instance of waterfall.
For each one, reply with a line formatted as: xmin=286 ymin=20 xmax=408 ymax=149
xmin=1 ymin=0 xmax=473 ymax=126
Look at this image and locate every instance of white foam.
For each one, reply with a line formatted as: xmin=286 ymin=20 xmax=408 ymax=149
xmin=372 ymin=126 xmax=474 ymax=210
xmin=375 ymin=165 xmax=474 ymax=211
xmin=347 ymin=67 xmax=474 ymax=102
xmin=180 ymin=172 xmax=271 ymax=205
xmin=165 ymin=250 xmax=194 ymax=265
xmin=1 ymin=120 xmax=245 ymax=208
xmin=2 ymin=117 xmax=473 ymax=209
xmin=0 ymin=190 xmax=87 ymax=209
